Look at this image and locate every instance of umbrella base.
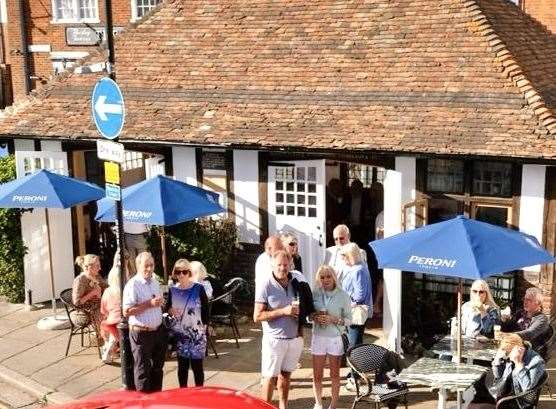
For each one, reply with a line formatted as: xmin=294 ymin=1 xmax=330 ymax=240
xmin=37 ymin=315 xmax=70 ymax=331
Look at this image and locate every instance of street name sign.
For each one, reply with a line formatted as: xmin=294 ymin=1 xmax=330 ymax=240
xmin=91 ymin=77 xmax=125 ymax=140
xmin=106 ymin=183 xmax=121 ymax=201
xmin=97 ymin=140 xmax=125 ymax=163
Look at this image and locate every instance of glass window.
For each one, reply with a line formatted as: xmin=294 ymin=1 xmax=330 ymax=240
xmin=426 ymin=159 xmax=464 ymax=193
xmin=52 ymin=0 xmax=98 ymax=22
xmin=135 ymin=0 xmax=162 ymax=19
xmin=472 ymin=162 xmax=512 ymax=197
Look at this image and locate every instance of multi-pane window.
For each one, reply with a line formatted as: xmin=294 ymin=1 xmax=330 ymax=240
xmin=134 ymin=0 xmax=162 ymax=19
xmin=348 ymin=164 xmax=385 ymax=188
xmin=472 ymin=161 xmax=512 ymax=197
xmin=426 ymin=159 xmax=464 ymax=193
xmin=122 ymin=152 xmax=143 ymax=171
xmin=274 ymin=166 xmax=317 ymax=218
xmin=52 ymin=0 xmax=98 ymax=22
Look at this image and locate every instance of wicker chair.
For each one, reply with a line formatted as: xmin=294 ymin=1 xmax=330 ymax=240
xmin=496 ymin=371 xmax=548 ymax=409
xmin=346 ymin=343 xmax=409 ymax=409
xmin=59 ymin=288 xmax=101 ymax=358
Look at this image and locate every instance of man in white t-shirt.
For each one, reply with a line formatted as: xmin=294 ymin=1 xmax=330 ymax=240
xmin=323 ymin=224 xmax=366 ymax=283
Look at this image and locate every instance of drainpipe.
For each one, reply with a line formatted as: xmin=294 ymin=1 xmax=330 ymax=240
xmin=18 ymin=0 xmax=32 ymax=94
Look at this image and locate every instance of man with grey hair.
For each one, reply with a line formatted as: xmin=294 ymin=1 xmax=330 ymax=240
xmin=123 ymin=251 xmax=166 ymax=392
xmin=501 ymin=287 xmax=550 ymax=349
xmin=324 ymin=224 xmax=366 ymax=282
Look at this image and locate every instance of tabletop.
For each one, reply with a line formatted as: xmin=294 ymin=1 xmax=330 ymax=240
xmin=430 ymin=335 xmax=498 ymax=363
xmin=397 ymin=357 xmax=488 ymax=391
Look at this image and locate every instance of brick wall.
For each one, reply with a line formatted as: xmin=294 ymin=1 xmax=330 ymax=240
xmin=4 ymin=0 xmax=136 ymax=103
xmin=522 ymin=0 xmax=556 ymax=33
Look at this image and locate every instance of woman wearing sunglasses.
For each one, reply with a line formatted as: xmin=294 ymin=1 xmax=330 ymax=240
xmin=167 ymin=259 xmax=209 ymax=387
xmin=461 ymin=279 xmax=500 ymax=338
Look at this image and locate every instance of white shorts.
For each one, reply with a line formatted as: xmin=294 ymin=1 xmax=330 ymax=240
xmin=311 ymin=334 xmax=344 ymax=356
xmin=261 ymin=336 xmax=304 ymax=378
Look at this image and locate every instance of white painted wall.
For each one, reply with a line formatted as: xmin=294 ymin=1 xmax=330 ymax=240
xmin=519 ymin=165 xmax=546 ymax=272
xmin=233 ymin=150 xmax=260 ymax=244
xmin=0 ymin=0 xmax=7 ymax=24
xmin=382 ymin=156 xmax=416 ymax=353
xmin=172 ymin=146 xmax=197 ymax=186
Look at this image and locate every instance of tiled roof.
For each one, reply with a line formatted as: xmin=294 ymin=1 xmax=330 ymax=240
xmin=2 ymin=0 xmax=556 ymax=159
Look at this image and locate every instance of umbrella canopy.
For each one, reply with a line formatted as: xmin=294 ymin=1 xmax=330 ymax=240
xmin=95 ymin=175 xmax=225 ymax=226
xmin=0 ymin=169 xmax=105 ymax=320
xmin=0 ymin=169 xmax=105 ymax=209
xmin=369 ymin=215 xmax=555 ymax=279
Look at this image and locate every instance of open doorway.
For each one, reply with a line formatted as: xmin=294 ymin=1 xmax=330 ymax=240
xmin=324 ymin=161 xmax=386 ymax=325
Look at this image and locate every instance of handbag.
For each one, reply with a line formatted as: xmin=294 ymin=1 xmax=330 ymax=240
xmin=351 ymin=304 xmax=369 ymax=325
xmin=488 ymin=366 xmax=513 ymax=400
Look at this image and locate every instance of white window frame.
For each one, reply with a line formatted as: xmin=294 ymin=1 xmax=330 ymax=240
xmin=51 ymin=0 xmax=99 ymax=24
xmin=130 ymin=0 xmax=161 ymax=22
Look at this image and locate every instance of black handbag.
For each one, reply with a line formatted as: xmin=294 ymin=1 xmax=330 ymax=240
xmin=488 ymin=367 xmax=513 ymax=400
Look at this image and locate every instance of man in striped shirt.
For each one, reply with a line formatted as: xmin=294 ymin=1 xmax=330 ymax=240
xmin=123 ymin=251 xmax=166 ymax=392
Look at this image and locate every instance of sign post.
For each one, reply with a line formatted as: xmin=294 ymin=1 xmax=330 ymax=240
xmin=91 ymin=0 xmax=134 ymax=390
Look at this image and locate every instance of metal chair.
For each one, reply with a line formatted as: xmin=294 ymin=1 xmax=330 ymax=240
xmin=208 ymin=277 xmax=245 ymax=351
xmin=59 ymin=288 xmax=101 ymax=358
xmin=496 ymin=371 xmax=548 ymax=409
xmin=346 ymin=343 xmax=409 ymax=409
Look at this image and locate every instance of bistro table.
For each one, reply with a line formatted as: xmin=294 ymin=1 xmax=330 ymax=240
xmin=397 ymin=357 xmax=488 ymax=409
xmin=430 ymin=335 xmax=498 ymax=364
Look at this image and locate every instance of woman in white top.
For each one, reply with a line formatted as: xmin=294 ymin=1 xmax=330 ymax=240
xmin=190 ymin=261 xmax=213 ymax=299
xmin=312 ymin=265 xmax=352 ymax=409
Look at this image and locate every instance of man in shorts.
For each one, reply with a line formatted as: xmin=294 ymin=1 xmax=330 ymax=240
xmin=254 ymin=250 xmax=304 ymax=409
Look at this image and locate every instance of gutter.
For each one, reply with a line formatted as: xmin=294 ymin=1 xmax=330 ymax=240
xmin=18 ymin=0 xmax=32 ymax=95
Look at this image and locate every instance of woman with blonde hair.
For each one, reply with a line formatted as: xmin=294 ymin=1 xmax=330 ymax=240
xmin=311 ymin=265 xmax=351 ymax=409
xmin=469 ymin=333 xmax=545 ymax=409
xmin=167 ymin=258 xmax=209 ymax=387
xmin=339 ymin=242 xmax=372 ymax=391
xmin=280 ymin=231 xmax=303 ymax=273
xmin=100 ymin=263 xmax=121 ymax=363
xmin=190 ymin=261 xmax=213 ymax=299
xmin=72 ymin=254 xmax=107 ymax=344
xmin=461 ymin=279 xmax=500 ymax=338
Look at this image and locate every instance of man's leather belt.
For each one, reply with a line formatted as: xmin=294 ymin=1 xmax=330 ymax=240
xmin=130 ymin=325 xmax=158 ymax=332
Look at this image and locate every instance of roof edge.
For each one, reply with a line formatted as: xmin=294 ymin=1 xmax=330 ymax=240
xmin=463 ymin=0 xmax=556 ymax=136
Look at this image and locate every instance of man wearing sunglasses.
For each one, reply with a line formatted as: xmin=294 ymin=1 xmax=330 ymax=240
xmin=323 ymin=224 xmax=367 ymax=282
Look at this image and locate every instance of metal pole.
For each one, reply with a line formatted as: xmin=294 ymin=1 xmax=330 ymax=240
xmin=456 ymin=279 xmax=462 ymax=364
xmin=103 ymin=0 xmax=134 ymax=390
xmin=45 ymin=208 xmax=57 ymax=315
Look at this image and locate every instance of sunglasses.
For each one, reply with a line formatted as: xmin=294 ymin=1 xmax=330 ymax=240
xmin=471 ymin=289 xmax=486 ymax=294
xmin=175 ymin=269 xmax=191 ymax=276
xmin=288 ymin=242 xmax=297 ymax=247
xmin=334 ymin=236 xmax=346 ymax=241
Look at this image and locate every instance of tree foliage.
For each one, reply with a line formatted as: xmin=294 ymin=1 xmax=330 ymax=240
xmin=0 ymin=155 xmax=26 ymax=302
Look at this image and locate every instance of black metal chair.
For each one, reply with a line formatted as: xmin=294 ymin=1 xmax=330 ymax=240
xmin=346 ymin=343 xmax=409 ymax=409
xmin=496 ymin=371 xmax=548 ymax=409
xmin=208 ymin=277 xmax=246 ymax=352
xmin=59 ymin=288 xmax=101 ymax=358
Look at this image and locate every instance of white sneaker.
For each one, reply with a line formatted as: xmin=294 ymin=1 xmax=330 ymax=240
xmin=344 ymin=378 xmax=357 ymax=392
xmin=313 ymin=404 xmax=323 ymax=409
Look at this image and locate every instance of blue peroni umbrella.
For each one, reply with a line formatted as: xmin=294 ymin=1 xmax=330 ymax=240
xmin=369 ymin=215 xmax=555 ymax=366
xmin=0 ymin=170 xmax=105 ymax=315
xmin=95 ymin=175 xmax=225 ymax=277
xmin=370 ymin=215 xmax=555 ymax=279
xmin=95 ymin=175 xmax=224 ymax=225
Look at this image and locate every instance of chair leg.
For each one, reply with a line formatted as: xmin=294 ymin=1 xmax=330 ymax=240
xmin=81 ymin=328 xmax=85 ymax=347
xmin=65 ymin=329 xmax=73 ymax=357
xmin=351 ymin=398 xmax=360 ymax=409
xmin=230 ymin=317 xmax=240 ymax=348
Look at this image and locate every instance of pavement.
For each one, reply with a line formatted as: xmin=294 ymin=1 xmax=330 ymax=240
xmin=0 ymin=302 xmax=554 ymax=409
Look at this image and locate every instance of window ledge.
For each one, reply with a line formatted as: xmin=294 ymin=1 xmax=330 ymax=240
xmin=50 ymin=19 xmax=100 ymax=25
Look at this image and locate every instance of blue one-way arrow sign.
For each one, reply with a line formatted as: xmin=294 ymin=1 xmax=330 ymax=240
xmin=91 ymin=77 xmax=125 ymax=140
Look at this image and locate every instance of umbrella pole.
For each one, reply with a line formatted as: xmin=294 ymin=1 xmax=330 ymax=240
xmin=45 ymin=209 xmax=57 ymax=316
xmin=160 ymin=227 xmax=168 ymax=281
xmin=456 ymin=278 xmax=462 ymax=364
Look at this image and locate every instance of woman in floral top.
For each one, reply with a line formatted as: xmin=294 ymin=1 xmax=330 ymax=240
xmin=72 ymin=254 xmax=107 ymax=343
xmin=167 ymin=258 xmax=209 ymax=387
